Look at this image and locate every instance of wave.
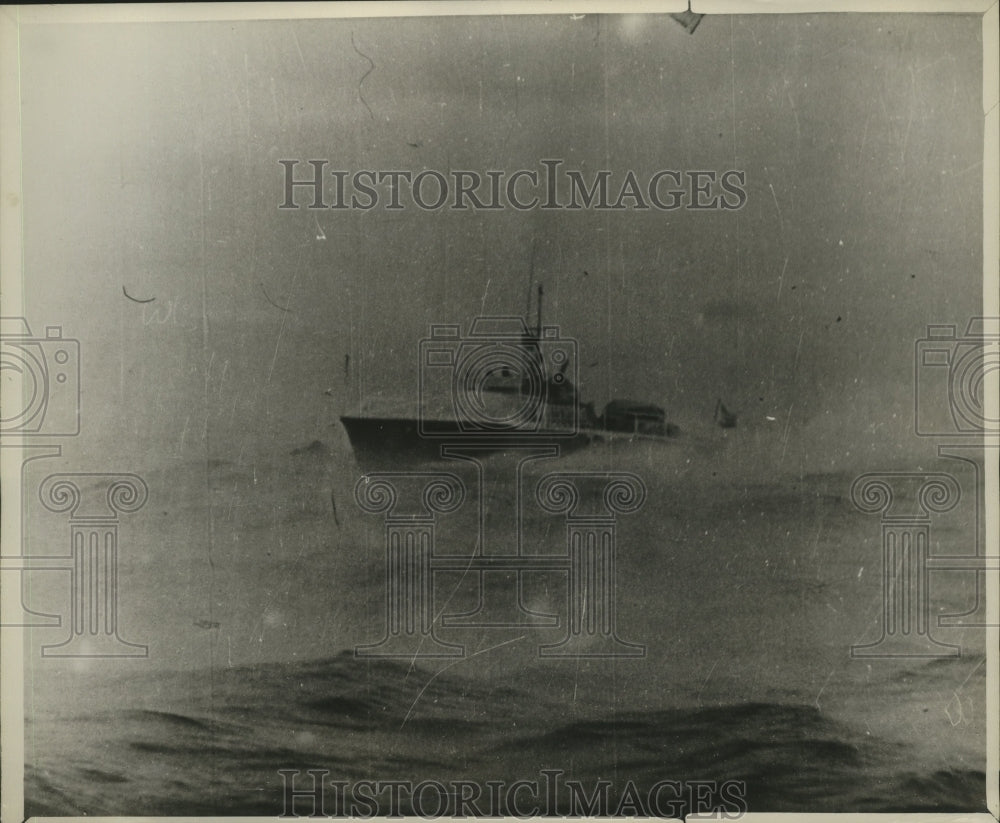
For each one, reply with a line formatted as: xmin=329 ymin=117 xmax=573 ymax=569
xmin=24 ymin=652 xmax=986 ymax=816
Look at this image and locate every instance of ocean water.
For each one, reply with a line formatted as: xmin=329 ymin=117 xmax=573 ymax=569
xmin=21 ymin=428 xmax=989 ymax=815
xmin=24 ymin=652 xmax=987 ymax=816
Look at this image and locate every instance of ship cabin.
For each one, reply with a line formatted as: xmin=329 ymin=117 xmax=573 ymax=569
xmin=602 ymin=399 xmax=667 ymax=436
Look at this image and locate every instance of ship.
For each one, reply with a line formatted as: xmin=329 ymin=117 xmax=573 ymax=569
xmin=339 ymin=286 xmax=679 ymax=469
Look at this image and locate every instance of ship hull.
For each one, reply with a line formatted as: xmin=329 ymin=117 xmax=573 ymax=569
xmin=339 ymin=416 xmax=676 ymax=470
xmin=339 ymin=416 xmax=606 ymax=470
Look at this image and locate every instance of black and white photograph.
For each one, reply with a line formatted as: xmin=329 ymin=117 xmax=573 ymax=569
xmin=1 ymin=1 xmax=997 ymax=819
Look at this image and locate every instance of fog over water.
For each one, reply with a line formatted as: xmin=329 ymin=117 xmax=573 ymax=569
xmin=19 ymin=13 xmax=982 ymax=472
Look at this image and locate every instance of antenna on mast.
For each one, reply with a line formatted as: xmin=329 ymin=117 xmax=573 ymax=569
xmin=525 ymin=237 xmax=537 ymax=323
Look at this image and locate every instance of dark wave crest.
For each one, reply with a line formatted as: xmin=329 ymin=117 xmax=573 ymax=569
xmin=25 ymin=652 xmax=986 ymax=816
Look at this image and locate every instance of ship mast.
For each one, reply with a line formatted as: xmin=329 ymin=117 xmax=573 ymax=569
xmin=525 ymin=238 xmax=536 ymax=324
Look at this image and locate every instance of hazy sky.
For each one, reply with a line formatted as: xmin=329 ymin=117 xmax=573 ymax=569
xmin=17 ymin=11 xmax=984 ymax=474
